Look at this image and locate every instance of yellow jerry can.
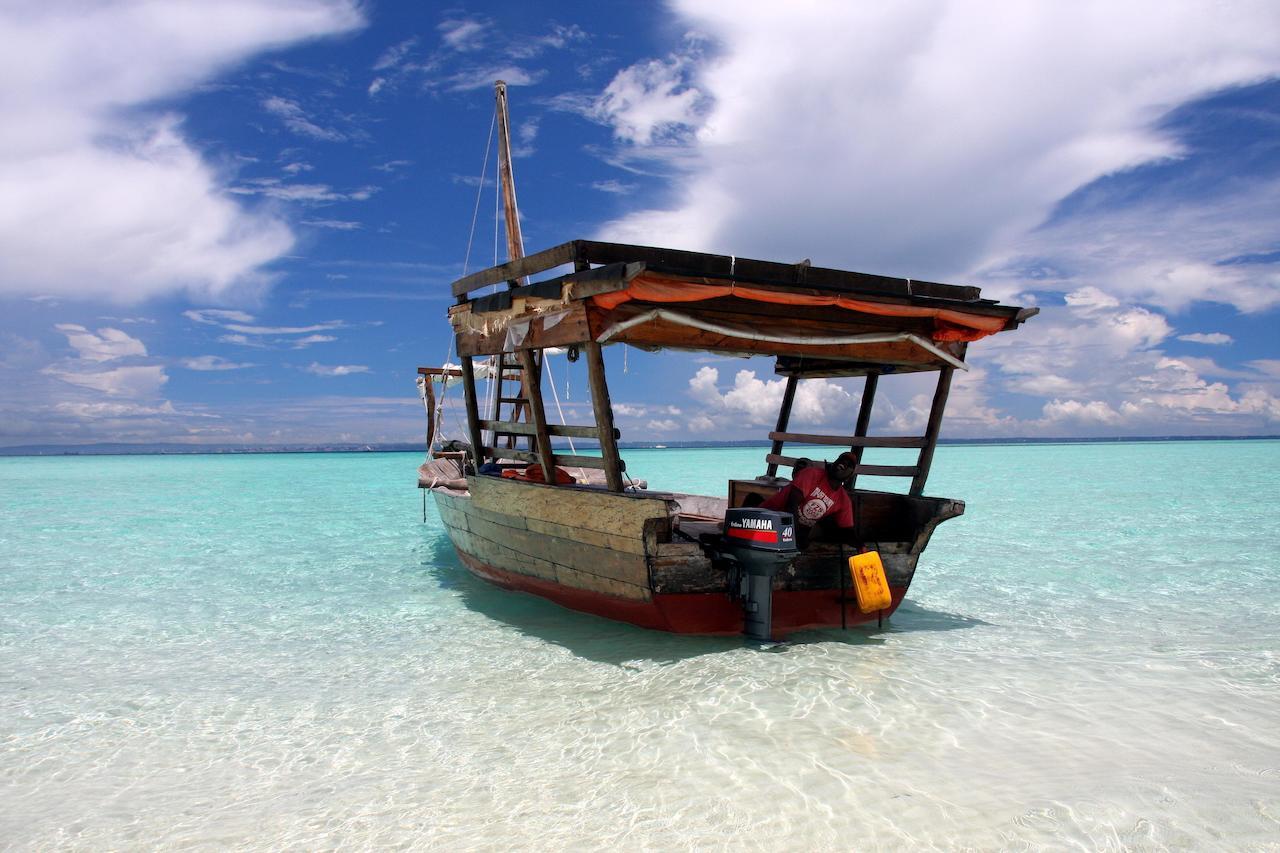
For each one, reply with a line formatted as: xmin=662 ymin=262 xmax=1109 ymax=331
xmin=848 ymin=551 xmax=891 ymax=613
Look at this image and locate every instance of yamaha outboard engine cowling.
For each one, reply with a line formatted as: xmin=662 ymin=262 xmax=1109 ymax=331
xmin=720 ymin=508 xmax=799 ymax=641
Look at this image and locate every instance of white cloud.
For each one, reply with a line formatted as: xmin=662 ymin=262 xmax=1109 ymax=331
xmin=54 ymin=400 xmax=177 ymax=418
xmin=1177 ymin=332 xmax=1234 ymax=345
xmin=305 ymin=362 xmax=369 ymax=377
xmin=261 ymin=95 xmax=345 ymax=141
xmin=1040 ymin=399 xmax=1126 ymax=426
xmin=981 ymin=180 xmax=1280 ymax=312
xmin=688 ymin=414 xmax=717 ymax=433
xmin=509 ymin=23 xmax=589 ymax=59
xmin=373 ymin=37 xmax=418 ymax=71
xmin=300 ymin=219 xmax=362 ymax=230
xmin=292 ymin=334 xmax=336 ymax=348
xmin=687 ymin=365 xmax=852 ymax=427
xmin=647 ymin=418 xmax=679 ymax=431
xmin=0 ymin=1 xmax=364 ymax=303
xmin=46 ymin=364 xmax=169 ymax=398
xmin=589 ymin=51 xmax=706 ymax=146
xmin=225 ymin=321 xmax=344 ymax=335
xmin=592 ymin=179 xmax=636 ymax=195
xmin=185 ymin=309 xmax=255 ymax=325
xmin=181 ymin=356 xmax=254 ymax=371
xmin=439 ymin=18 xmax=488 ymax=52
xmin=54 ymin=325 xmax=146 ymax=362
xmin=228 ymin=179 xmax=379 ymax=203
xmin=1248 ymin=359 xmax=1280 ymax=379
xmin=446 ymin=65 xmax=541 ymax=92
xmin=595 ymin=0 xmax=1280 ymax=297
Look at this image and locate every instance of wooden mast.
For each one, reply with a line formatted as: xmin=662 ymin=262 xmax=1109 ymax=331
xmin=495 ymin=80 xmax=525 ymax=282
xmin=494 ymin=79 xmax=539 ymax=452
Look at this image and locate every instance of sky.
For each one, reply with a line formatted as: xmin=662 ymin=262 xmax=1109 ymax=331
xmin=1 ymin=0 xmax=1279 ymax=449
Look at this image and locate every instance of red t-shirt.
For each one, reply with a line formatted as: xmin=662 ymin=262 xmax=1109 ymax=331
xmin=760 ymin=466 xmax=854 ymax=528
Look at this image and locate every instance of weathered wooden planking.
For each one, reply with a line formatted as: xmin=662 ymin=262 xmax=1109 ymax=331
xmin=552 ymin=565 xmax=650 ymax=600
xmin=523 ymin=516 xmax=648 ymax=555
xmin=454 ymin=301 xmax=591 ymax=356
xmin=650 ymin=553 xmax=720 ymax=594
xmin=469 ymin=474 xmax=672 ymax=541
xmin=464 ymin=511 xmax=648 ymax=580
xmin=439 ymin=494 xmax=651 ymax=599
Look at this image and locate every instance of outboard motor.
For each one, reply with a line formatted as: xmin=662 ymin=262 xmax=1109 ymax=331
xmin=717 ymin=508 xmax=799 ymax=641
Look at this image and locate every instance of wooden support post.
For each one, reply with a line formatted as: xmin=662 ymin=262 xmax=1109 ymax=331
xmin=847 ymin=371 xmax=879 ymax=491
xmin=423 ymin=373 xmax=438 ymax=453
xmin=585 ymin=341 xmax=625 ymax=492
xmin=516 ymin=348 xmax=556 ymax=483
xmin=911 ymin=367 xmax=953 ymax=496
xmin=460 ymin=354 xmax=485 ymax=469
xmin=765 ymin=374 xmax=799 ymax=477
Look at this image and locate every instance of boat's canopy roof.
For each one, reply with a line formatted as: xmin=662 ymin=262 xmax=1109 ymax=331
xmin=449 ymin=240 xmax=1036 ymax=375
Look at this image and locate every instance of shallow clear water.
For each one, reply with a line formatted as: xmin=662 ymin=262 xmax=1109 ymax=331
xmin=1 ymin=442 xmax=1278 ymax=849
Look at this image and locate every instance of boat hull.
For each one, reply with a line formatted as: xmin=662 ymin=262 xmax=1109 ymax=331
xmin=458 ymin=548 xmax=904 ymax=635
xmin=431 ymin=474 xmax=924 ymax=637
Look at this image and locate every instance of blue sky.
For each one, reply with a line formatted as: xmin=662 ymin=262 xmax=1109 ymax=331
xmin=1 ymin=0 xmax=1278 ymax=448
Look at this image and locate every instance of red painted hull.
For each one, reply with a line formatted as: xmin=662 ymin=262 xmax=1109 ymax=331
xmin=456 ymin=550 xmax=905 ymax=637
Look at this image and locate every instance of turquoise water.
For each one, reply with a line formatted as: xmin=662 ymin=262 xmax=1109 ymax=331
xmin=1 ymin=442 xmax=1278 ymax=848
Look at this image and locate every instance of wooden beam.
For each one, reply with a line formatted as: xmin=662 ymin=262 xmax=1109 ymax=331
xmin=766 ymin=374 xmax=798 ymax=477
xmin=911 ymin=366 xmax=953 ymax=496
xmin=516 ymin=348 xmax=555 ymax=482
xmin=585 ymin=341 xmax=625 ymax=491
xmin=764 ymin=454 xmax=915 ymax=478
xmin=479 ymin=446 xmax=623 ymax=472
xmin=856 ymin=464 xmax=918 ymax=478
xmin=767 ymin=431 xmax=924 ymax=449
xmin=454 ymin=301 xmax=592 ymax=357
xmin=848 ymin=371 xmax=879 ymax=491
xmin=417 ymin=367 xmax=464 ymax=378
xmin=423 ymin=370 xmax=438 ymax=453
xmin=459 ymin=354 xmax=485 ymax=467
xmin=572 ymin=241 xmax=984 ymax=301
xmin=451 ymin=239 xmax=1029 ymax=318
xmin=480 ymin=420 xmax=620 ymax=440
xmin=451 ymin=241 xmax=578 ymax=297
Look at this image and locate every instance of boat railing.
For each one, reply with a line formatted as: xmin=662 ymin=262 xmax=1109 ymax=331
xmin=765 ymin=367 xmax=954 ymax=496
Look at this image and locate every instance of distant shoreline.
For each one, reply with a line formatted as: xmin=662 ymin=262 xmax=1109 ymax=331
xmin=1 ymin=434 xmax=1276 ymax=458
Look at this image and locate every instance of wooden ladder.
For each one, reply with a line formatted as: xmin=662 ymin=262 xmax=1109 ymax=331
xmin=491 ymin=350 xmax=537 ymax=450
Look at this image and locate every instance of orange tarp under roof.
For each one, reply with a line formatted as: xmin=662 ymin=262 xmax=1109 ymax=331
xmin=590 ymin=273 xmax=1007 ymax=342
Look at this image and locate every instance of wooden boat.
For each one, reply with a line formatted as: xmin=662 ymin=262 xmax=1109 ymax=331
xmin=418 ymin=82 xmax=1036 ymax=639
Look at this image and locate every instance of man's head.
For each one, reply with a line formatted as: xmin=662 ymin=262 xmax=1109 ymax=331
xmin=829 ymin=452 xmax=858 ymax=487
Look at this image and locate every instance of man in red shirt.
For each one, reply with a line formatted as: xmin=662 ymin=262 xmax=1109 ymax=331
xmin=760 ymin=452 xmax=857 ymax=547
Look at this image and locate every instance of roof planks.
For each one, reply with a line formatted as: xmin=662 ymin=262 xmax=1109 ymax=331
xmin=451 ymin=239 xmax=986 ymax=304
